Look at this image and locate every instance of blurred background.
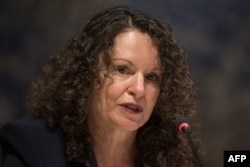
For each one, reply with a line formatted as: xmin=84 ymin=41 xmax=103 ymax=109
xmin=1 ymin=0 xmax=249 ymax=166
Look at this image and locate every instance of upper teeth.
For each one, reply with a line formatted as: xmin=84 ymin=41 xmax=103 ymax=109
xmin=126 ymin=105 xmax=137 ymax=110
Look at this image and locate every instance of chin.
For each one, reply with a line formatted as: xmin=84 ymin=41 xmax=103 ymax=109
xmin=116 ymin=120 xmax=145 ymax=132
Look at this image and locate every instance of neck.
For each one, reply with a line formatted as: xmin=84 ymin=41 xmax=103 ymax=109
xmin=88 ymin=118 xmax=137 ymax=167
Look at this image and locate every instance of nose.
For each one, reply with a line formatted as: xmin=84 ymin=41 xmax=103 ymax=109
xmin=127 ymin=73 xmax=145 ymax=98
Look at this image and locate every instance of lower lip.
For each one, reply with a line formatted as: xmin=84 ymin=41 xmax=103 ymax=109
xmin=120 ymin=105 xmax=142 ymax=114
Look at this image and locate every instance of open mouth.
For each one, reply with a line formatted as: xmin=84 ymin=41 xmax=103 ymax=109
xmin=120 ymin=103 xmax=143 ymax=113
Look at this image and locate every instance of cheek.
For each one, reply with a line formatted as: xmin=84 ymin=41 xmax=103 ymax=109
xmin=104 ymin=86 xmax=123 ymax=104
xmin=148 ymin=89 xmax=160 ymax=107
xmin=100 ymin=79 xmax=120 ymax=102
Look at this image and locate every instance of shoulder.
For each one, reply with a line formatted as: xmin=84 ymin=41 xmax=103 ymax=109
xmin=0 ymin=118 xmax=60 ymax=149
xmin=1 ymin=118 xmax=56 ymax=140
xmin=1 ymin=118 xmax=51 ymax=135
xmin=0 ymin=118 xmax=68 ymax=167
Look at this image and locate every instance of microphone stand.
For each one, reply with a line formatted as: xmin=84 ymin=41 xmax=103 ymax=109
xmin=183 ymin=127 xmax=203 ymax=167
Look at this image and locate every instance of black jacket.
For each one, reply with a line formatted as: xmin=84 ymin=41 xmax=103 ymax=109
xmin=0 ymin=118 xmax=98 ymax=167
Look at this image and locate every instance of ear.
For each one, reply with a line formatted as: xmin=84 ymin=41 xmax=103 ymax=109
xmin=93 ymin=78 xmax=101 ymax=90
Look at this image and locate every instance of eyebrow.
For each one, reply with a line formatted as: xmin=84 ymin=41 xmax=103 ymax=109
xmin=112 ymin=58 xmax=163 ymax=72
xmin=112 ymin=58 xmax=133 ymax=65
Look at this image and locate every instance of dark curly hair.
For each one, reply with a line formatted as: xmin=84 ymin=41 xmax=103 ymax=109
xmin=27 ymin=5 xmax=201 ymax=167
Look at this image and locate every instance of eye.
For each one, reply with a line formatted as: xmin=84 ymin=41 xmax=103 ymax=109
xmin=116 ymin=65 xmax=129 ymax=74
xmin=146 ymin=73 xmax=161 ymax=83
xmin=109 ymin=64 xmax=133 ymax=80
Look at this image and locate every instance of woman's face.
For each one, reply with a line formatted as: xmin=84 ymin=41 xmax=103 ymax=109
xmin=90 ymin=29 xmax=162 ymax=132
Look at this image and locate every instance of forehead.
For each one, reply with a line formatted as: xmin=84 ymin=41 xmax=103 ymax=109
xmin=113 ymin=29 xmax=157 ymax=49
xmin=110 ymin=29 xmax=161 ymax=69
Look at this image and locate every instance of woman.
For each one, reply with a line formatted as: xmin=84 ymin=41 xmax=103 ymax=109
xmin=0 ymin=5 xmax=201 ymax=167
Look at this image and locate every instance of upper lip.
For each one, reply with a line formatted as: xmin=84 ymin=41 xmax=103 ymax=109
xmin=119 ymin=102 xmax=143 ymax=112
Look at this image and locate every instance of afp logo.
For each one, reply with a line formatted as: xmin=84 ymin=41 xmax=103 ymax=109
xmin=224 ymin=151 xmax=250 ymax=167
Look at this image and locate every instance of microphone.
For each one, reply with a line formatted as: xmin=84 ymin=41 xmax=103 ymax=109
xmin=175 ymin=116 xmax=203 ymax=167
xmin=176 ymin=115 xmax=191 ymax=133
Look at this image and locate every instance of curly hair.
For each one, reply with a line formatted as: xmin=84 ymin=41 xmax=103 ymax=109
xmin=27 ymin=5 xmax=201 ymax=167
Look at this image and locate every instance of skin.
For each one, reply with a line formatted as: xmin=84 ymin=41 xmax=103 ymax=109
xmin=88 ymin=29 xmax=162 ymax=167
